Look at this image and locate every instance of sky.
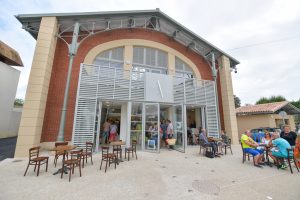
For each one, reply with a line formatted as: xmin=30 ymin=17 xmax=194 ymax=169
xmin=0 ymin=0 xmax=300 ymax=105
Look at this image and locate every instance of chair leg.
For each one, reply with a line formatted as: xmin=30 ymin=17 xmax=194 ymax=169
xmin=82 ymin=156 xmax=85 ymax=168
xmin=61 ymin=164 xmax=64 ymax=179
xmin=79 ymin=162 xmax=82 ymax=177
xmin=114 ymin=157 xmax=117 ymax=169
xmin=34 ymin=163 xmax=37 ymax=172
xmin=46 ymin=158 xmax=49 ymax=172
xmin=135 ymin=150 xmax=138 ymax=160
xmin=105 ymin=159 xmax=108 ymax=173
xmin=293 ymin=157 xmax=300 ymax=172
xmin=24 ymin=162 xmax=30 ymax=176
xmin=69 ymin=165 xmax=72 ymax=182
xmin=91 ymin=155 xmax=93 ymax=165
xmin=287 ymin=158 xmax=293 ymax=174
xmin=37 ymin=161 xmax=41 ymax=176
xmin=125 ymin=150 xmax=127 ymax=159
xmin=230 ymin=147 xmax=233 ymax=155
xmin=225 ymin=147 xmax=227 ymax=155
xmin=100 ymin=159 xmax=103 ymax=170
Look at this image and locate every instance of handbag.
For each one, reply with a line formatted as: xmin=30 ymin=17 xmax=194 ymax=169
xmin=167 ymin=138 xmax=176 ymax=146
xmin=205 ymin=150 xmax=215 ymax=158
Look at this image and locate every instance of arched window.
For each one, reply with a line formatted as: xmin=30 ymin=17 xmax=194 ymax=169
xmin=93 ymin=47 xmax=124 ymax=68
xmin=175 ymin=57 xmax=195 ymax=78
xmin=132 ymin=46 xmax=168 ymax=74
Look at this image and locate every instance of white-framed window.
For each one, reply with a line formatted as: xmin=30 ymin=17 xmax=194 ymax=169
xmin=93 ymin=47 xmax=124 ymax=69
xmin=132 ymin=46 xmax=168 ymax=75
xmin=175 ymin=57 xmax=195 ymax=79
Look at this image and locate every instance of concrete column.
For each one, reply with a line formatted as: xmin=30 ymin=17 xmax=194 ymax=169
xmin=195 ymin=108 xmax=201 ymax=128
xmin=14 ymin=17 xmax=58 ymax=157
xmin=168 ymin=53 xmax=175 ymax=75
xmin=120 ymin=103 xmax=127 ymax=142
xmin=219 ymin=55 xmax=239 ymax=144
xmin=124 ymin=45 xmax=133 ymax=71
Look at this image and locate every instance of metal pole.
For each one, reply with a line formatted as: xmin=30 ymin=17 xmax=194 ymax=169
xmin=57 ymin=22 xmax=80 ymax=141
xmin=211 ymin=52 xmax=221 ymax=135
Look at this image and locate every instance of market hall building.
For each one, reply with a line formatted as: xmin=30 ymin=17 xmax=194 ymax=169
xmin=14 ymin=9 xmax=239 ymax=156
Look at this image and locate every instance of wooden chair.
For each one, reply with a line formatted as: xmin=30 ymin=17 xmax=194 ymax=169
xmin=100 ymin=146 xmax=117 ymax=172
xmin=285 ymin=148 xmax=300 ymax=174
xmin=54 ymin=141 xmax=68 ymax=167
xmin=125 ymin=140 xmax=138 ymax=161
xmin=199 ymin=139 xmax=211 ymax=155
xmin=61 ymin=149 xmax=83 ymax=182
xmin=221 ymin=138 xmax=233 ymax=155
xmin=24 ymin=146 xmax=49 ymax=176
xmin=113 ymin=140 xmax=123 ymax=163
xmin=81 ymin=142 xmax=93 ymax=168
xmin=241 ymin=143 xmax=255 ymax=165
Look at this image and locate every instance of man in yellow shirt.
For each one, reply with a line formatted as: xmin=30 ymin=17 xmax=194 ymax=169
xmin=241 ymin=130 xmax=265 ymax=168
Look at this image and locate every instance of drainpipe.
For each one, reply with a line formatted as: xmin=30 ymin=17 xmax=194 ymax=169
xmin=57 ymin=22 xmax=80 ymax=141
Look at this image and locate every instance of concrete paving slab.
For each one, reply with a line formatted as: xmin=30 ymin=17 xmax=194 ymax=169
xmin=0 ymin=145 xmax=299 ymax=200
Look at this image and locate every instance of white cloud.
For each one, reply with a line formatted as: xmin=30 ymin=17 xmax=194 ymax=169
xmin=0 ymin=0 xmax=299 ymax=104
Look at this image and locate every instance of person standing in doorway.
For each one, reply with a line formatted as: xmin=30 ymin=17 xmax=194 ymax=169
xmin=160 ymin=120 xmax=168 ymax=147
xmin=109 ymin=121 xmax=118 ymax=142
xmin=102 ymin=119 xmax=111 ymax=144
xmin=167 ymin=120 xmax=173 ymax=139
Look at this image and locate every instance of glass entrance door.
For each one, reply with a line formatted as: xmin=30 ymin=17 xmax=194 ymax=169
xmin=143 ymin=103 xmax=160 ymax=152
xmin=173 ymin=104 xmax=185 ymax=152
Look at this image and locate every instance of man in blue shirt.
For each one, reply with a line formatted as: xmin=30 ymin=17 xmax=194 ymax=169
xmin=199 ymin=128 xmax=219 ymax=157
xmin=268 ymin=131 xmax=291 ymax=169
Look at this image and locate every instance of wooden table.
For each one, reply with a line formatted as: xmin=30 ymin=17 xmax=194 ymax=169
xmin=51 ymin=145 xmax=77 ymax=175
xmin=104 ymin=141 xmax=126 ymax=162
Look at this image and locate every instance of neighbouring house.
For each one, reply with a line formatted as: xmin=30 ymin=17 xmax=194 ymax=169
xmin=0 ymin=41 xmax=23 ymax=139
xmin=14 ymin=9 xmax=240 ymax=156
xmin=236 ymin=101 xmax=300 ymax=136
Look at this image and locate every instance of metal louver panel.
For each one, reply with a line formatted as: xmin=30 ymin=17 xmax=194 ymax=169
xmin=72 ymin=65 xmax=99 ymax=148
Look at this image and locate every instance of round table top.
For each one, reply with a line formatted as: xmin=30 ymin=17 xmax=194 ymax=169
xmin=108 ymin=141 xmax=126 ymax=146
xmin=51 ymin=145 xmax=76 ymax=151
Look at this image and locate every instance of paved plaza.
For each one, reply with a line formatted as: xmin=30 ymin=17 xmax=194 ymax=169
xmin=0 ymin=145 xmax=299 ymax=200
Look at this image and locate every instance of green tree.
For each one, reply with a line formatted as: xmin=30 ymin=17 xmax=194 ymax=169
xmin=255 ymin=95 xmax=286 ymax=104
xmin=234 ymin=95 xmax=241 ymax=108
xmin=291 ymin=99 xmax=300 ymax=109
xmin=14 ymin=98 xmax=24 ymax=107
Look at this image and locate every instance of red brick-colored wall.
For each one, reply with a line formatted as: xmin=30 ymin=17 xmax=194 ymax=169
xmin=41 ymin=28 xmax=221 ymax=142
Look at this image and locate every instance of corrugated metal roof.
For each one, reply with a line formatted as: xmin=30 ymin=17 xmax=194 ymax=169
xmin=15 ymin=9 xmax=239 ymax=67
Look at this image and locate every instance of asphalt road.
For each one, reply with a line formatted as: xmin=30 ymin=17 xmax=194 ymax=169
xmin=0 ymin=137 xmax=17 ymax=161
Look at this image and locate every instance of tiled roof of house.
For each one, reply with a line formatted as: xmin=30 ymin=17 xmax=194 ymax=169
xmin=236 ymin=101 xmax=300 ymax=115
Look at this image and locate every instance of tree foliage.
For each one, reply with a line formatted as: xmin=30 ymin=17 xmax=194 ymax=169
xmin=291 ymin=99 xmax=300 ymax=109
xmin=234 ymin=95 xmax=241 ymax=108
xmin=14 ymin=98 xmax=24 ymax=106
xmin=255 ymin=95 xmax=286 ymax=104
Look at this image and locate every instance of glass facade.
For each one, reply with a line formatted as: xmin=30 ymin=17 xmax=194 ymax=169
xmin=175 ymin=57 xmax=194 ymax=78
xmin=93 ymin=47 xmax=124 ymax=68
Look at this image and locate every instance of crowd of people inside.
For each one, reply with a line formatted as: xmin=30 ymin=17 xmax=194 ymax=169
xmin=101 ymin=119 xmax=120 ymax=144
xmin=241 ymin=125 xmax=300 ymax=169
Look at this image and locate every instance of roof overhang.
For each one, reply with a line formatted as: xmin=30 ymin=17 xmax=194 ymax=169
xmin=0 ymin=40 xmax=23 ymax=66
xmin=15 ymin=9 xmax=239 ymax=68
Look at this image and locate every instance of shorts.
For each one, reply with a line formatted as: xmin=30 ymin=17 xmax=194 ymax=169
xmin=272 ymin=151 xmax=287 ymax=158
xmin=244 ymin=148 xmax=263 ymax=156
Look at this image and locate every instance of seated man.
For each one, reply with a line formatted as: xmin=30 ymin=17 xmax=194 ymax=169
xmin=199 ymin=128 xmax=219 ymax=157
xmin=268 ymin=131 xmax=291 ymax=169
xmin=241 ymin=130 xmax=265 ymax=168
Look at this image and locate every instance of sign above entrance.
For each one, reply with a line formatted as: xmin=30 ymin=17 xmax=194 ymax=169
xmin=144 ymin=73 xmax=174 ymax=103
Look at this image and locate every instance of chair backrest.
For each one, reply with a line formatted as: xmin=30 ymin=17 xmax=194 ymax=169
xmin=29 ymin=146 xmax=40 ymax=160
xmin=287 ymin=148 xmax=295 ymax=158
xmin=85 ymin=142 xmax=93 ymax=153
xmin=55 ymin=141 xmax=68 ymax=147
xmin=101 ymin=146 xmax=110 ymax=156
xmin=199 ymin=139 xmax=206 ymax=147
xmin=240 ymin=143 xmax=245 ymax=152
xmin=228 ymin=138 xmax=232 ymax=145
xmin=70 ymin=149 xmax=83 ymax=161
xmin=132 ymin=140 xmax=137 ymax=150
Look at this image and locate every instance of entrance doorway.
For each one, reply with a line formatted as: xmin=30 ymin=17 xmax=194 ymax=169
xmin=186 ymin=106 xmax=205 ymax=146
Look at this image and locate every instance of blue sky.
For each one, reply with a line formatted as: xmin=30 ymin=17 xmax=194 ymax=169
xmin=1 ymin=0 xmax=300 ymax=105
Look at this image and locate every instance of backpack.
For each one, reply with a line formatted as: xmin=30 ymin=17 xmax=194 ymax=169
xmin=205 ymin=150 xmax=215 ymax=158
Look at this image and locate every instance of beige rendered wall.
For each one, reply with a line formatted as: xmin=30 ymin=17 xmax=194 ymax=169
xmin=219 ymin=56 xmax=239 ymax=144
xmin=273 ymin=114 xmax=296 ymax=131
xmin=236 ymin=114 xmax=272 ymax=137
xmin=14 ymin=17 xmax=58 ymax=157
